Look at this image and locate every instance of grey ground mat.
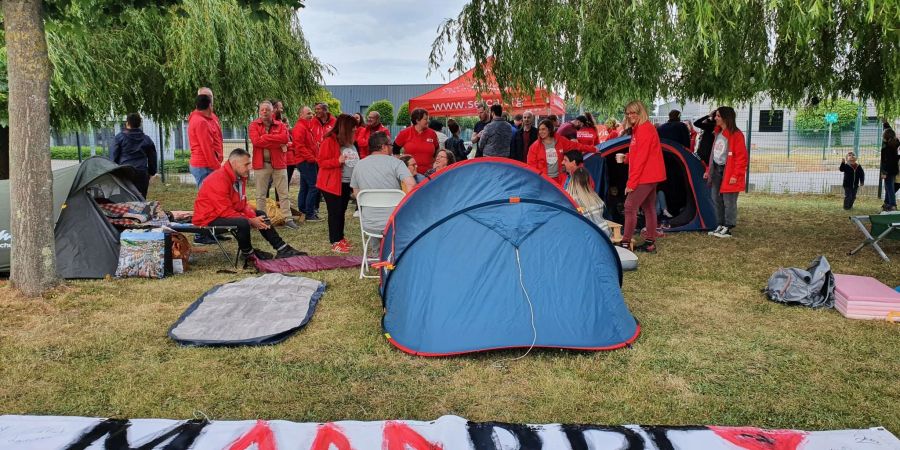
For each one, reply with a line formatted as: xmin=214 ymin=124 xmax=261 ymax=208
xmin=168 ymin=273 xmax=325 ymax=346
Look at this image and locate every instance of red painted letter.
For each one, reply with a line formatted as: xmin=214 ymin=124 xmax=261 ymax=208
xmin=228 ymin=420 xmax=277 ymax=450
xmin=310 ymin=423 xmax=353 ymax=450
xmin=710 ymin=426 xmax=807 ymax=450
xmin=382 ymin=421 xmax=443 ymax=450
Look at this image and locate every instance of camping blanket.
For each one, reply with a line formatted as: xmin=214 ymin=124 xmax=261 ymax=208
xmin=168 ymin=273 xmax=324 ymax=346
xmin=99 ymin=201 xmax=170 ymax=227
xmin=254 ymin=255 xmax=363 ymax=273
xmin=116 ymin=230 xmax=166 ymax=278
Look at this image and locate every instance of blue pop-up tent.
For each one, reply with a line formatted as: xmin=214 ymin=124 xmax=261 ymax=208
xmin=378 ymin=158 xmax=640 ymax=356
xmin=584 ymin=136 xmax=716 ymax=232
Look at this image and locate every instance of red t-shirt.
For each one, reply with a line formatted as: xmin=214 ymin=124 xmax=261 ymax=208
xmin=395 ymin=126 xmax=439 ymax=174
xmin=576 ymin=128 xmax=599 ymax=146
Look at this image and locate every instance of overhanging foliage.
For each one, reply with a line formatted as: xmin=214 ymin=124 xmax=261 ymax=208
xmin=430 ymin=0 xmax=900 ymax=116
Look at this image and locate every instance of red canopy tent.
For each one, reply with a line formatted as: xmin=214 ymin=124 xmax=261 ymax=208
xmin=409 ymin=65 xmax=565 ymax=117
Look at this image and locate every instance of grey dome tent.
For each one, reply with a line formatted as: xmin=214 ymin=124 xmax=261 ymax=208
xmin=0 ymin=157 xmax=143 ymax=278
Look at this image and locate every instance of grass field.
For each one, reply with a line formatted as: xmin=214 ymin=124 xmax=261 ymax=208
xmin=0 ymin=180 xmax=898 ymax=432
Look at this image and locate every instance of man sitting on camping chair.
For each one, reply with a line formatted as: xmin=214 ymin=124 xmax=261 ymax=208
xmin=193 ymin=148 xmax=306 ymax=267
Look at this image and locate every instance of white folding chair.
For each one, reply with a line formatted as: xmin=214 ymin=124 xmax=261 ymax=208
xmin=356 ymin=189 xmax=405 ymax=279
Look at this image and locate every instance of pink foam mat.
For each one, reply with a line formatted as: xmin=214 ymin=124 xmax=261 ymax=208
xmin=834 ymin=274 xmax=900 ymax=303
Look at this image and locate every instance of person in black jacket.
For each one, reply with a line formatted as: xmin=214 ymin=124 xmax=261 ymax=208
xmin=509 ymin=110 xmax=538 ymax=163
xmin=839 ymin=152 xmax=865 ymax=210
xmin=880 ymin=123 xmax=900 ymax=211
xmin=110 ymin=113 xmax=158 ymax=198
xmin=656 ymin=109 xmax=691 ymax=149
xmin=694 ymin=110 xmax=717 ymax=164
xmin=444 ymin=119 xmax=469 ymax=163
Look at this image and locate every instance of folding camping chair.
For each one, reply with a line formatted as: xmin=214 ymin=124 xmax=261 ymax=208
xmin=849 ymin=213 xmax=900 ymax=262
xmin=356 ymin=189 xmax=405 ymax=279
xmin=167 ymin=224 xmax=241 ymax=267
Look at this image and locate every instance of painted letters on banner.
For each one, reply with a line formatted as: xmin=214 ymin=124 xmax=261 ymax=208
xmin=0 ymin=414 xmax=897 ymax=449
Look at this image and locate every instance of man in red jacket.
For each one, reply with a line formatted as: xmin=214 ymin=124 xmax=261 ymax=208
xmin=193 ymin=148 xmax=305 ymax=266
xmin=187 ymin=87 xmax=223 ymax=187
xmin=309 ymin=102 xmax=336 ymax=150
xmin=249 ymin=101 xmax=298 ymax=229
xmin=355 ymin=110 xmax=391 ymax=159
xmin=293 ymin=106 xmax=322 ymax=221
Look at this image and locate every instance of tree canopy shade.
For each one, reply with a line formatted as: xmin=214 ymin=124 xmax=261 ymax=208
xmin=1 ymin=0 xmax=323 ymax=296
xmin=41 ymin=0 xmax=326 ymax=128
xmin=430 ymin=0 xmax=900 ymax=116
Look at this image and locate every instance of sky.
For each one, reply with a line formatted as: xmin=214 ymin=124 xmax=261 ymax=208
xmin=298 ymin=0 xmax=470 ymax=86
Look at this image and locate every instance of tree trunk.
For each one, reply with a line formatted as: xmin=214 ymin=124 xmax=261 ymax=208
xmin=3 ymin=0 xmax=59 ymax=296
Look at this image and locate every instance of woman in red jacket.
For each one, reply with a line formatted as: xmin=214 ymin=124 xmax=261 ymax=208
xmin=620 ymin=100 xmax=666 ymax=253
xmin=527 ymin=119 xmax=597 ymax=185
xmin=316 ymin=114 xmax=359 ymax=253
xmin=393 ymin=108 xmax=439 ymax=174
xmin=703 ymin=106 xmax=748 ymax=238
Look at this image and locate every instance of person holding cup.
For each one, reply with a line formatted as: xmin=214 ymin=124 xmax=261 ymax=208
xmin=619 ymin=100 xmax=666 ymax=253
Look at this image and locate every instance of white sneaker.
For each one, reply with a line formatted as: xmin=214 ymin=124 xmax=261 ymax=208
xmin=708 ymin=226 xmax=724 ymax=236
xmin=714 ymin=227 xmax=733 ymax=238
xmin=352 ymin=209 xmax=360 ymax=218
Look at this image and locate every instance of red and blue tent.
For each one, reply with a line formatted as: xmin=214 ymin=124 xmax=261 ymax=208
xmin=583 ymin=136 xmax=716 ymax=232
xmin=378 ymin=158 xmax=640 ymax=356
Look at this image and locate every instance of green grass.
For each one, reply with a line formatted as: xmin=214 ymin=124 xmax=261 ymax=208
xmin=0 ymin=180 xmax=898 ymax=432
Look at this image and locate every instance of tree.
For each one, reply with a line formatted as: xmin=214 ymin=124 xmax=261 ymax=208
xmin=2 ymin=0 xmax=318 ymax=296
xmin=366 ymin=99 xmax=394 ymax=126
xmin=396 ymin=102 xmax=410 ymax=127
xmin=795 ymin=99 xmax=860 ymax=146
xmin=430 ymin=1 xmax=900 ymax=116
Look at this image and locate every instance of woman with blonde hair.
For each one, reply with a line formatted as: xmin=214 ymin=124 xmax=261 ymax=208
xmin=619 ymin=100 xmax=666 ymax=252
xmin=566 ymin=167 xmax=610 ymax=237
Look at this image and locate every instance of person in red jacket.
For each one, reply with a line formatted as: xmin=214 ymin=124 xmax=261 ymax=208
xmin=575 ymin=113 xmax=600 ymax=146
xmin=703 ymin=106 xmax=748 ymax=238
xmin=249 ymin=101 xmax=298 ymax=229
xmin=393 ymin=108 xmax=439 ymax=174
xmin=355 ymin=110 xmax=392 ymax=159
xmin=309 ymin=102 xmax=336 ymax=151
xmin=619 ymin=100 xmax=666 ymax=253
xmin=193 ymin=149 xmax=305 ymax=267
xmin=292 ymin=106 xmax=321 ymax=221
xmin=527 ymin=119 xmax=597 ymax=186
xmin=273 ymin=100 xmax=297 ymax=184
xmin=316 ymin=114 xmax=359 ymax=253
xmin=187 ymin=88 xmax=223 ymax=187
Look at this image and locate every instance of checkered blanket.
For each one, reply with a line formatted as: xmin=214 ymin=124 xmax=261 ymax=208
xmin=99 ymin=201 xmax=170 ymax=227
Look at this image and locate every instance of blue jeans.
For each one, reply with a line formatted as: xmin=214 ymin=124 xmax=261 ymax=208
xmin=297 ymin=161 xmax=320 ymax=217
xmin=190 ymin=166 xmax=214 ymax=187
xmin=885 ymin=176 xmax=897 ymax=207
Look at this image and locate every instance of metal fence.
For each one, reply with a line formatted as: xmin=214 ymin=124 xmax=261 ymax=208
xmin=650 ymin=114 xmax=890 ymax=196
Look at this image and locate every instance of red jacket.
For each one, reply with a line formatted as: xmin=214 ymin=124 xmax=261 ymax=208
xmin=576 ymin=127 xmax=599 ymax=146
xmin=192 ymin=160 xmax=256 ymax=226
xmin=527 ymin=136 xmax=597 ymax=185
xmin=187 ymin=110 xmax=223 ymax=170
xmin=291 ymin=118 xmax=317 ymax=164
xmin=315 ymin=135 xmax=344 ymax=196
xmin=283 ymin=124 xmax=298 ymax=166
xmin=249 ymin=118 xmax=290 ymax=170
xmin=355 ymin=124 xmax=392 ymax=159
xmin=706 ymin=127 xmax=748 ymax=193
xmin=309 ymin=114 xmax=336 ymax=151
xmin=626 ymin=121 xmax=666 ymax=190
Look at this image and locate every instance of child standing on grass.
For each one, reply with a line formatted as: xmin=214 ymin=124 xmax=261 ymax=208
xmin=839 ymin=152 xmax=865 ymax=210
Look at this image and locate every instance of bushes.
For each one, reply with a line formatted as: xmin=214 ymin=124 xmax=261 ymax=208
xmin=396 ymin=102 xmax=410 ymax=127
